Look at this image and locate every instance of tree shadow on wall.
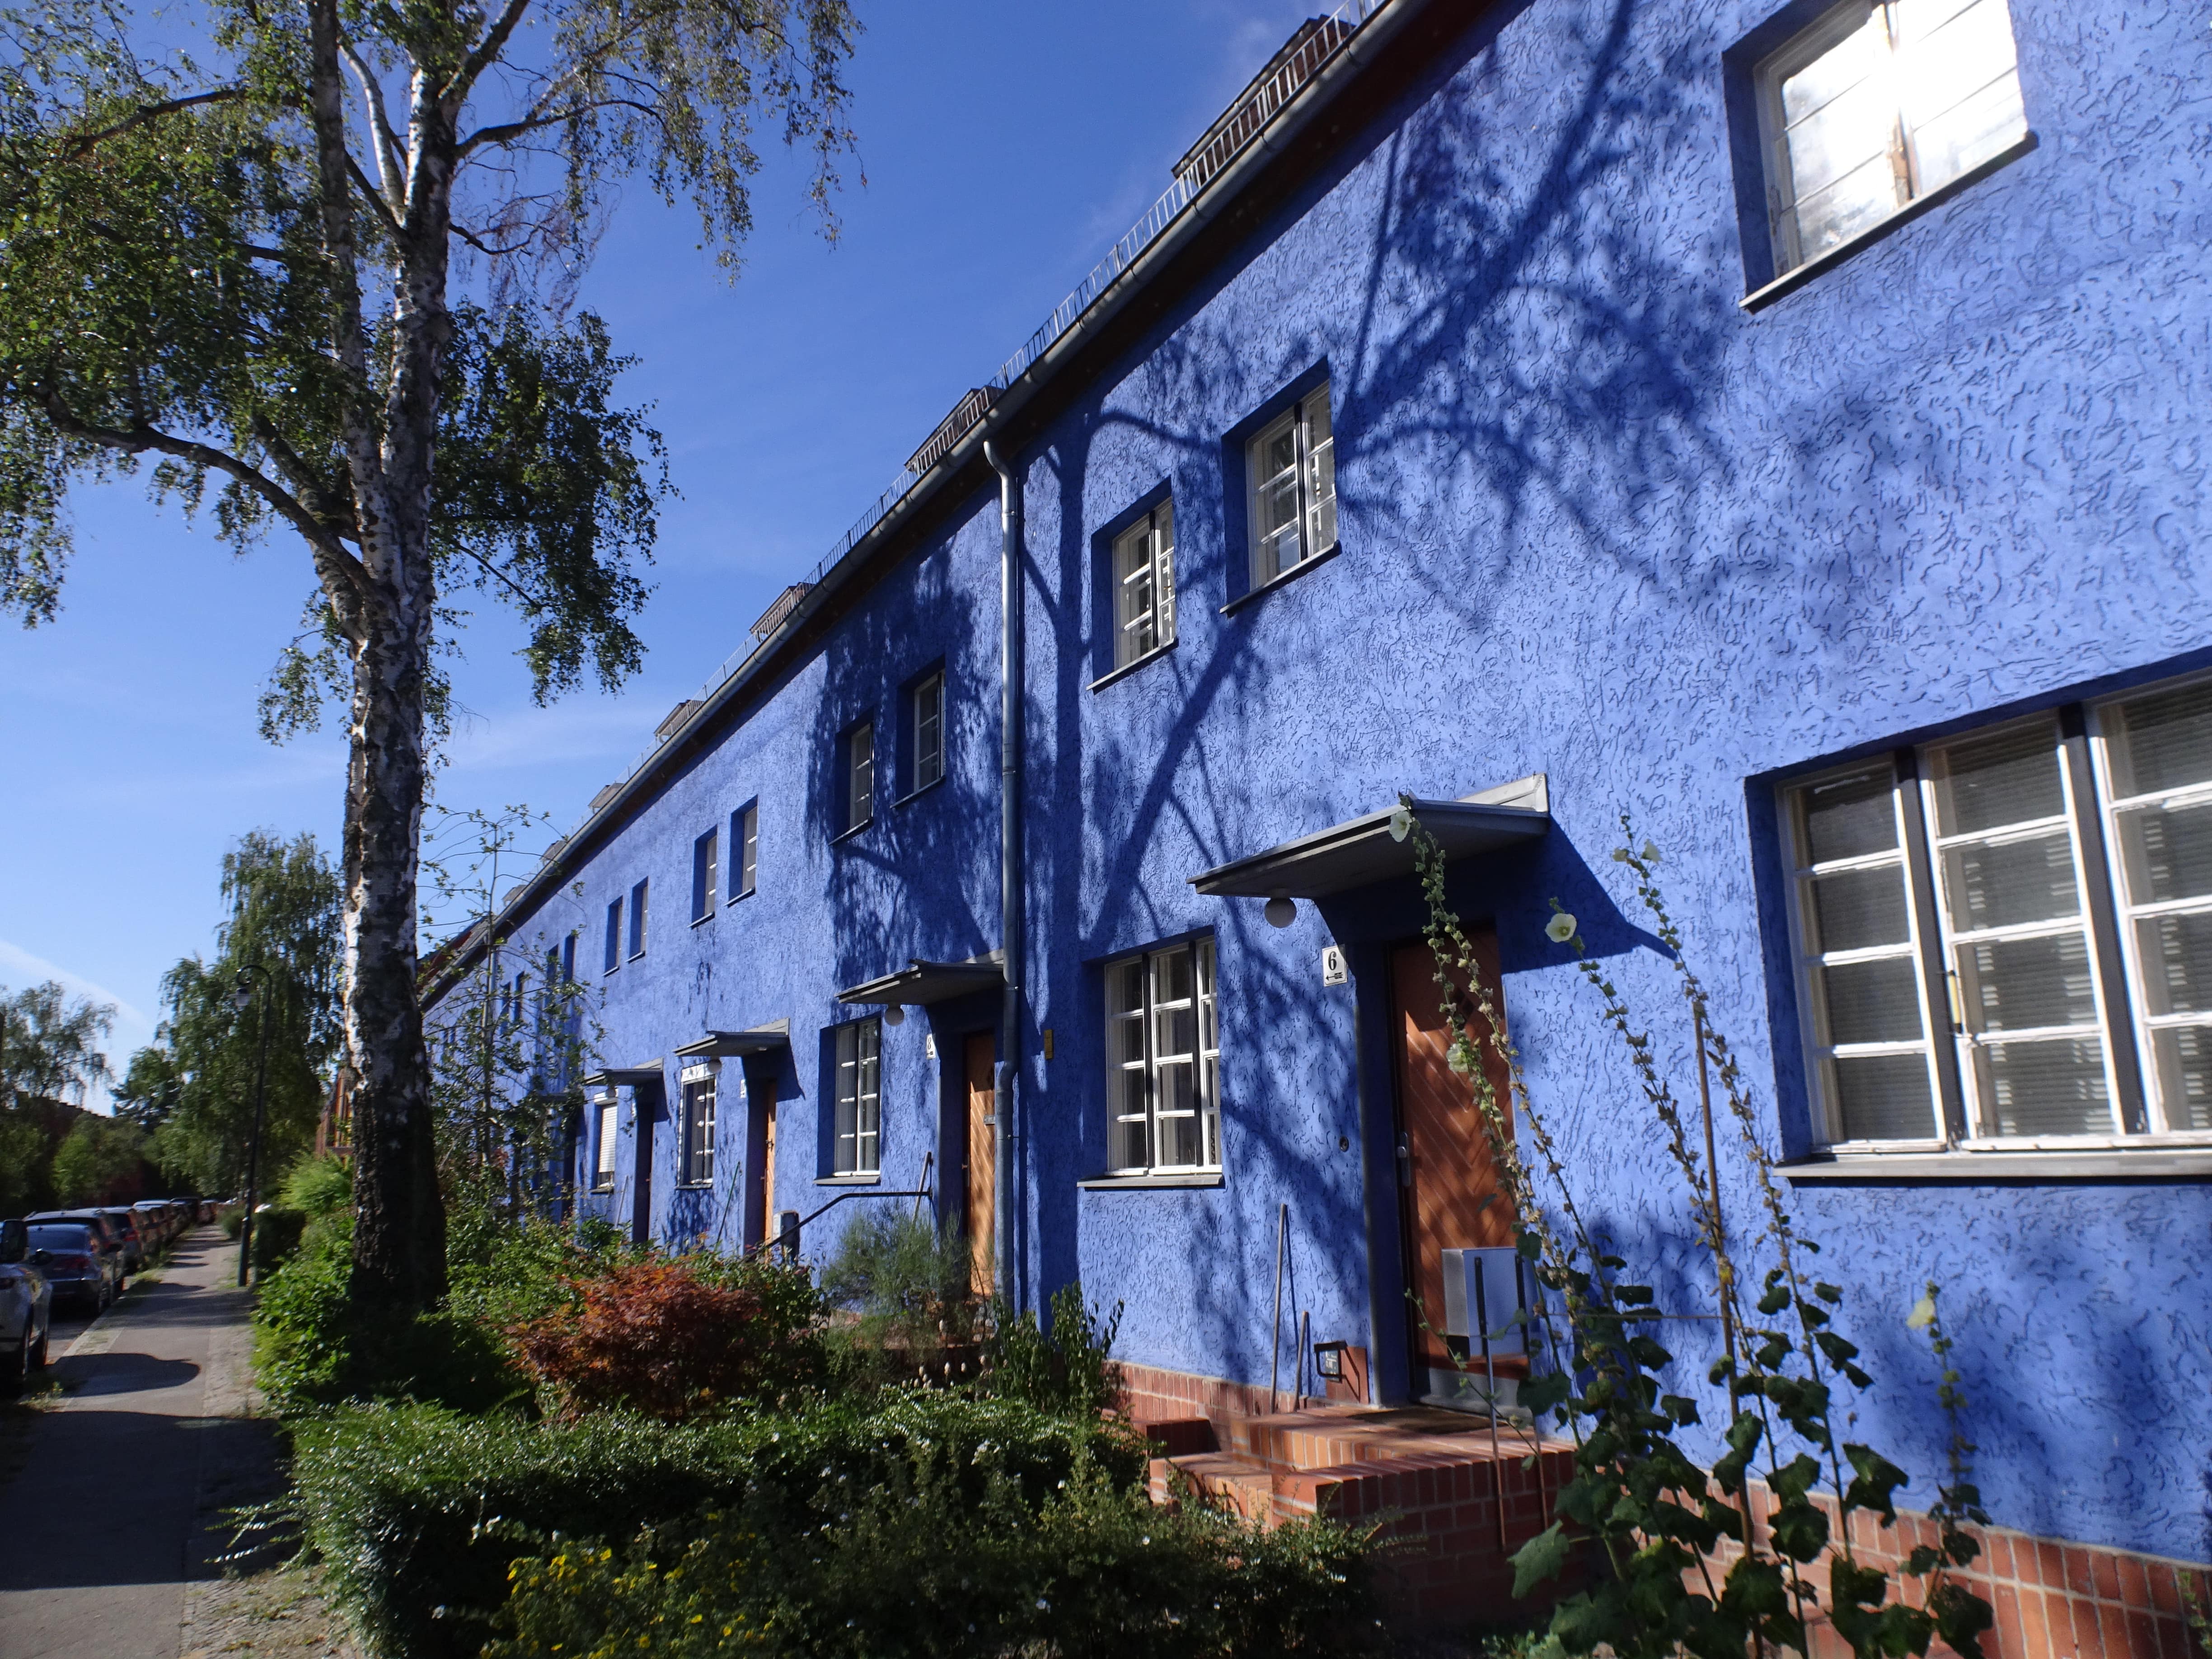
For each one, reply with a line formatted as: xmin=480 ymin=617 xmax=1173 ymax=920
xmin=1023 ymin=0 xmax=1740 ymax=1315
xmin=808 ymin=540 xmax=1003 ymax=994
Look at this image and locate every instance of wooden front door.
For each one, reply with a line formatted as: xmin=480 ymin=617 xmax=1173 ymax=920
xmin=631 ymin=1089 xmax=656 ymax=1246
xmin=964 ymin=1032 xmax=996 ymax=1296
xmin=1389 ymin=935 xmax=1515 ymax=1387
xmin=757 ymin=1095 xmax=778 ymax=1250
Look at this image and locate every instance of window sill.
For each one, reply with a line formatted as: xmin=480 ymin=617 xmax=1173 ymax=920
xmin=590 ymin=1185 xmax=614 ymax=1195
xmin=1779 ymin=1148 xmax=2212 ymax=1184
xmin=727 ymin=886 xmax=755 ymax=906
xmin=676 ymin=1180 xmax=713 ymax=1191
xmin=830 ymin=819 xmax=873 ymax=847
xmin=816 ymin=1173 xmax=881 ymax=1187
xmin=1742 ymin=131 xmax=2039 ymax=314
xmin=690 ymin=911 xmax=714 ymax=928
xmin=894 ymin=775 xmax=946 ymax=809
xmin=1220 ymin=542 xmax=1340 ymax=617
xmin=1078 ymin=1172 xmax=1224 ymax=1190
xmin=1089 ymin=639 xmax=1178 ymax=693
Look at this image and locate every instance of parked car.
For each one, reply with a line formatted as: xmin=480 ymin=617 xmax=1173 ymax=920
xmin=91 ymin=1207 xmax=146 ymax=1273
xmin=28 ymin=1211 xmax=130 ymax=1290
xmin=23 ymin=1218 xmax=119 ymax=1312
xmin=0 ymin=1219 xmax=52 ymax=1392
xmin=131 ymin=1201 xmax=172 ymax=1251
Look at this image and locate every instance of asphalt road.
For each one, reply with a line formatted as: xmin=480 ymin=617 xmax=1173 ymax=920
xmin=0 ymin=1228 xmax=276 ymax=1659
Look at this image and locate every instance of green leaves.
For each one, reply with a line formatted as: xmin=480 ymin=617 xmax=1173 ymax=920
xmin=1511 ymin=1520 xmax=1575 ymax=1598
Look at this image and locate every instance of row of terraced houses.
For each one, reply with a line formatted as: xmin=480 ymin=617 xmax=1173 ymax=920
xmin=425 ymin=0 xmax=2212 ymax=1640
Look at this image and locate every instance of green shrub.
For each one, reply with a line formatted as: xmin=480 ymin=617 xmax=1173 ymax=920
xmin=293 ymin=1392 xmax=1144 ymax=1659
xmin=445 ymin=1214 xmax=631 ymax=1336
xmin=249 ymin=1207 xmax=307 ymax=1276
xmin=277 ymin=1153 xmax=353 ymax=1218
xmin=979 ymin=1281 xmax=1123 ymax=1416
xmin=252 ymin=1218 xmax=522 ymax=1414
xmin=820 ymin=1210 xmax=979 ymax=1389
xmin=491 ymin=1459 xmax=1378 ymax=1659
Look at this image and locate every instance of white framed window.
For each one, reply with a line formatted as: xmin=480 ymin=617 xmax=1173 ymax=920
xmin=1784 ymin=673 xmax=2212 ymax=1151
xmin=731 ymin=803 xmax=758 ymax=900
xmin=1112 ymin=502 xmax=1176 ymax=667
xmin=680 ymin=1069 xmax=717 ymax=1186
xmin=1105 ymin=937 xmax=1221 ymax=1175
xmin=833 ymin=1019 xmax=881 ymax=1176
xmin=844 ymin=723 xmax=875 ymax=834
xmin=1756 ymin=0 xmax=2027 ymax=278
xmin=594 ymin=1100 xmax=617 ymax=1190
xmin=628 ymin=879 xmax=648 ymax=958
xmin=603 ymin=898 xmax=622 ymax=974
xmin=1246 ymin=388 xmax=1336 ymax=586
xmin=912 ymin=674 xmax=945 ymax=792
xmin=692 ymin=829 xmax=718 ymax=923
xmin=2093 ymin=678 xmax=2212 ymax=1133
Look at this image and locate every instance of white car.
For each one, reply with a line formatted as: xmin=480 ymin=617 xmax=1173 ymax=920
xmin=0 ymin=1218 xmax=53 ymax=1393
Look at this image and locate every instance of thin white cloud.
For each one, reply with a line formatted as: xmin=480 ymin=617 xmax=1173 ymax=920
xmin=0 ymin=938 xmax=157 ymax=1114
xmin=440 ymin=698 xmax=662 ymax=773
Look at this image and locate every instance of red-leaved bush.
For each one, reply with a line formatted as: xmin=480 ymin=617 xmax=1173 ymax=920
xmin=511 ymin=1254 xmax=825 ymax=1420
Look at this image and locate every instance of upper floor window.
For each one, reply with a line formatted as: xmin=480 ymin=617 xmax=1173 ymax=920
xmin=912 ymin=674 xmax=945 ymax=793
xmin=692 ymin=829 xmax=718 ymax=924
xmin=1783 ymin=672 xmax=2212 ymax=1151
xmin=731 ymin=803 xmax=759 ymax=900
xmin=833 ymin=1018 xmax=881 ymax=1176
xmin=680 ymin=1068 xmax=717 ymax=1186
xmin=1757 ymin=0 xmax=2026 ymax=278
xmin=1112 ymin=502 xmax=1176 ymax=667
xmin=628 ymin=879 xmax=649 ymax=959
xmin=560 ymin=931 xmax=576 ymax=983
xmin=842 ymin=722 xmax=875 ymax=835
xmin=1105 ymin=937 xmax=1221 ymax=1175
xmin=603 ymin=898 xmax=623 ymax=974
xmin=1247 ymin=387 xmax=1335 ymax=586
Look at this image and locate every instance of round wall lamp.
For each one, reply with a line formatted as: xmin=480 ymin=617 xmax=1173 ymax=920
xmin=1263 ymin=892 xmax=1297 ymax=928
xmin=883 ymin=1003 xmax=906 ymax=1026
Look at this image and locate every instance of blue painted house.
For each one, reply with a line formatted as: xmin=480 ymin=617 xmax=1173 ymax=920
xmin=429 ymin=0 xmax=2212 ymax=1637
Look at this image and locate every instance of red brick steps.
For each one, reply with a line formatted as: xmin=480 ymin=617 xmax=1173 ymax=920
xmin=1138 ymin=1402 xmax=1577 ymax=1626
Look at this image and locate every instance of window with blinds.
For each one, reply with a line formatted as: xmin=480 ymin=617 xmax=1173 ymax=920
xmin=1757 ymin=0 xmax=2027 ymax=278
xmin=594 ymin=1101 xmax=617 ymax=1190
xmin=833 ymin=1018 xmax=881 ymax=1176
xmin=1112 ymin=502 xmax=1176 ymax=668
xmin=1246 ymin=388 xmax=1336 ymax=586
xmin=1105 ymin=937 xmax=1221 ymax=1175
xmin=731 ymin=802 xmax=758 ymax=900
xmin=1784 ymin=672 xmax=2212 ymax=1148
xmin=680 ymin=1072 xmax=717 ymax=1186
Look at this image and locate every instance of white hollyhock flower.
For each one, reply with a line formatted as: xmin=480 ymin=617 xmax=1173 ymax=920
xmin=1641 ymin=841 xmax=1661 ymax=864
xmin=1545 ymin=913 xmax=1577 ymax=944
xmin=1388 ymin=804 xmax=1413 ymax=843
xmin=1906 ymin=1294 xmax=1936 ymax=1330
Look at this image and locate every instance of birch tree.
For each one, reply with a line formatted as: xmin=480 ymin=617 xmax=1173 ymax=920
xmin=0 ymin=0 xmax=858 ymax=1308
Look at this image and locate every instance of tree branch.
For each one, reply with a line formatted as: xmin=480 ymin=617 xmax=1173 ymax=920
xmin=446 ymin=0 xmax=534 ymax=111
xmin=339 ymin=37 xmax=408 ymax=211
xmin=64 ymin=88 xmax=246 ymax=159
xmin=457 ymin=96 xmax=665 ymax=157
xmin=250 ymin=416 xmax=360 ymax=542
xmin=347 ymin=153 xmax=406 ymax=239
xmin=40 ymin=390 xmax=376 ymax=638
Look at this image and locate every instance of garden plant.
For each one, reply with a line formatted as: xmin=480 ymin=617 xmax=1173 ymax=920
xmin=1394 ymin=799 xmax=1997 ymax=1659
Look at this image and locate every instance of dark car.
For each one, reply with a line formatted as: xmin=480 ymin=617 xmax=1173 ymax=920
xmin=95 ymin=1207 xmax=147 ymax=1272
xmin=23 ymin=1219 xmax=119 ymax=1312
xmin=131 ymin=1200 xmax=173 ymax=1251
xmin=28 ymin=1211 xmax=129 ymax=1291
xmin=0 ymin=1219 xmax=52 ymax=1392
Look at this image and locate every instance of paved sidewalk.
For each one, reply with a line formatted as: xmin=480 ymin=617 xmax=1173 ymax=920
xmin=0 ymin=1228 xmax=279 ymax=1659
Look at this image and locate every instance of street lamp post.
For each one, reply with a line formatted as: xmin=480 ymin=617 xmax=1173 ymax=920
xmin=232 ymin=965 xmax=275 ymax=1289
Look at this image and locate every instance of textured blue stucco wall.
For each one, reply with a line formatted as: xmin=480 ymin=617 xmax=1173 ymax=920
xmin=462 ymin=0 xmax=2212 ymax=1565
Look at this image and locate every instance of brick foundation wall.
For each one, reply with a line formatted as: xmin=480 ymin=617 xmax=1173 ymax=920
xmin=1115 ymin=1357 xmax=1283 ymax=1431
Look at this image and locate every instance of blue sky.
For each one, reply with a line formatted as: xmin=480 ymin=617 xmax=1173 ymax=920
xmin=0 ymin=1 xmax=1325 ymax=1107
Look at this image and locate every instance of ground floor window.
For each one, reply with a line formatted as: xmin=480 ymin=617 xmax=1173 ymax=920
xmin=1106 ymin=936 xmax=1220 ymax=1174
xmin=593 ymin=1100 xmax=617 ymax=1191
xmin=834 ymin=1019 xmax=881 ymax=1176
xmin=680 ymin=1069 xmax=717 ymax=1186
xmin=1783 ymin=669 xmax=2212 ymax=1148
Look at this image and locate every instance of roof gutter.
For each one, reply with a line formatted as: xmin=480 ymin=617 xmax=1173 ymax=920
xmin=426 ymin=0 xmax=1432 ymax=1001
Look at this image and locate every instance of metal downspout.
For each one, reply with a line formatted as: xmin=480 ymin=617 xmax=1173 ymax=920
xmin=984 ymin=440 xmax=1024 ymax=1312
